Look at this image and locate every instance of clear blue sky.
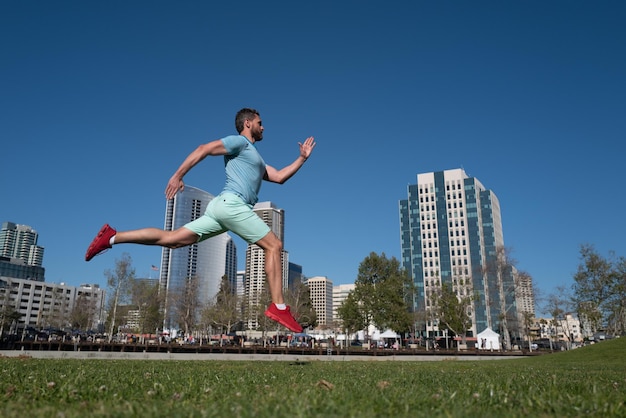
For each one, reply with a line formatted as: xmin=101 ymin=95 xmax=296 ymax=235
xmin=2 ymin=1 xmax=624 ymax=304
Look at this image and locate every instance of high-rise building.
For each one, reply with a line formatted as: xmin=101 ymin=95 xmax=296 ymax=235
xmin=399 ymin=168 xmax=520 ymax=341
xmin=0 ymin=222 xmax=45 ymax=281
xmin=235 ymin=270 xmax=246 ymax=299
xmin=332 ymin=283 xmax=355 ymax=326
xmin=244 ymin=201 xmax=289 ymax=329
xmin=159 ymin=186 xmax=237 ymax=329
xmin=515 ymin=271 xmax=535 ymax=324
xmin=0 ymin=222 xmax=44 ymax=266
xmin=306 ymin=276 xmax=333 ymax=326
xmin=288 ymin=262 xmax=304 ymax=290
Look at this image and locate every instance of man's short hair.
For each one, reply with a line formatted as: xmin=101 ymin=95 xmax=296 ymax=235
xmin=235 ymin=108 xmax=260 ymax=133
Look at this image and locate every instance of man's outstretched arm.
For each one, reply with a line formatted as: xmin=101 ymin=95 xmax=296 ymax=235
xmin=165 ymin=139 xmax=228 ymax=199
xmin=264 ymin=136 xmax=316 ymax=184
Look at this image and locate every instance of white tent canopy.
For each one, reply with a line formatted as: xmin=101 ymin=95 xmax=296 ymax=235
xmin=376 ymin=330 xmax=400 ymax=339
xmin=477 ymin=327 xmax=500 ymax=350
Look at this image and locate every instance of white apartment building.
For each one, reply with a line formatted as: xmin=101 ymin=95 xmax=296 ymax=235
xmin=245 ymin=202 xmax=289 ymax=329
xmin=306 ymin=276 xmax=333 ymax=326
xmin=515 ymin=270 xmax=535 ymax=325
xmin=0 ymin=277 xmax=106 ymax=332
xmin=332 ymin=283 xmax=355 ymax=327
xmin=236 ymin=270 xmax=246 ymax=299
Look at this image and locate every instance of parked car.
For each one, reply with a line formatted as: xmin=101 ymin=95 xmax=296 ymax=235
xmin=533 ymin=339 xmax=568 ymax=350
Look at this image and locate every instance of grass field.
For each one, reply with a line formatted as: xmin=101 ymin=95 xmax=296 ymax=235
xmin=1 ymin=338 xmax=625 ymax=417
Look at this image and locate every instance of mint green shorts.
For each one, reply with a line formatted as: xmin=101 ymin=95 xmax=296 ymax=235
xmin=183 ymin=192 xmax=270 ymax=244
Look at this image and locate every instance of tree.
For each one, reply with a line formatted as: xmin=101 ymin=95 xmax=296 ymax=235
xmin=362 ymin=253 xmax=413 ymax=333
xmin=0 ymin=281 xmax=21 ymax=337
xmin=521 ymin=311 xmax=535 ymax=352
xmin=342 ymin=252 xmax=413 ymax=342
xmin=201 ymin=275 xmax=240 ymax=344
xmin=573 ymin=244 xmax=626 ymax=336
xmin=482 ymin=246 xmax=519 ymax=349
xmin=69 ymin=293 xmax=97 ymax=331
xmin=407 ymin=306 xmax=429 ymax=342
xmin=509 ymin=270 xmax=535 ymax=340
xmin=431 ymin=282 xmax=473 ymax=347
xmin=337 ymin=291 xmax=367 ymax=339
xmin=0 ymin=305 xmax=21 ymax=337
xmin=544 ymin=285 xmax=575 ymax=350
xmin=105 ymin=253 xmax=135 ymax=342
xmin=169 ymin=275 xmax=201 ymax=338
xmin=41 ymin=284 xmax=71 ymax=330
xmin=129 ymin=278 xmax=163 ymax=339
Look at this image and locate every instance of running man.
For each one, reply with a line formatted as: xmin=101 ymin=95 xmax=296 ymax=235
xmin=85 ymin=108 xmax=316 ymax=332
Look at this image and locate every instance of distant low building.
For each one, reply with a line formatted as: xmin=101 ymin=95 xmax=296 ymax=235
xmin=534 ymin=314 xmax=582 ymax=343
xmin=0 ymin=277 xmax=106 ymax=332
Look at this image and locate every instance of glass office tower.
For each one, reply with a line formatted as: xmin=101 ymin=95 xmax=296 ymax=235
xmin=399 ymin=169 xmax=518 ymax=341
xmin=160 ymin=186 xmax=237 ymax=330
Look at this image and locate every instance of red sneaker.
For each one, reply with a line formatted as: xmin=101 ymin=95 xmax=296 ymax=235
xmin=264 ymin=303 xmax=303 ymax=333
xmin=85 ymin=224 xmax=116 ymax=261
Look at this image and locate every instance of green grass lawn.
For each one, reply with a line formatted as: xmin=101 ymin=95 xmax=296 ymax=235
xmin=1 ymin=338 xmax=625 ymax=417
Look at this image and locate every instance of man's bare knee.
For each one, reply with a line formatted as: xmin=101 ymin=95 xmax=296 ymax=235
xmin=161 ymin=229 xmax=198 ymax=249
xmin=256 ymin=233 xmax=282 ymax=253
xmin=267 ymin=239 xmax=283 ymax=253
xmin=164 ymin=241 xmax=185 ymax=249
xmin=266 ymin=240 xmax=283 ymax=254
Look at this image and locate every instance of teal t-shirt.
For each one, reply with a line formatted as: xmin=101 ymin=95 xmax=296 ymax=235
xmin=221 ymin=135 xmax=266 ymax=205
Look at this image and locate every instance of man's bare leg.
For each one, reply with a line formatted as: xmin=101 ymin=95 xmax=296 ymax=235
xmin=255 ymin=231 xmax=284 ymax=303
xmin=257 ymin=231 xmax=302 ymax=332
xmin=114 ymin=227 xmax=198 ymax=249
xmin=86 ymin=224 xmax=200 ymax=261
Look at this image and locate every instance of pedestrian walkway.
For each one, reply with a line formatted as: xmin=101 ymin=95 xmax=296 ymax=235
xmin=3 ymin=350 xmax=524 ymax=362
